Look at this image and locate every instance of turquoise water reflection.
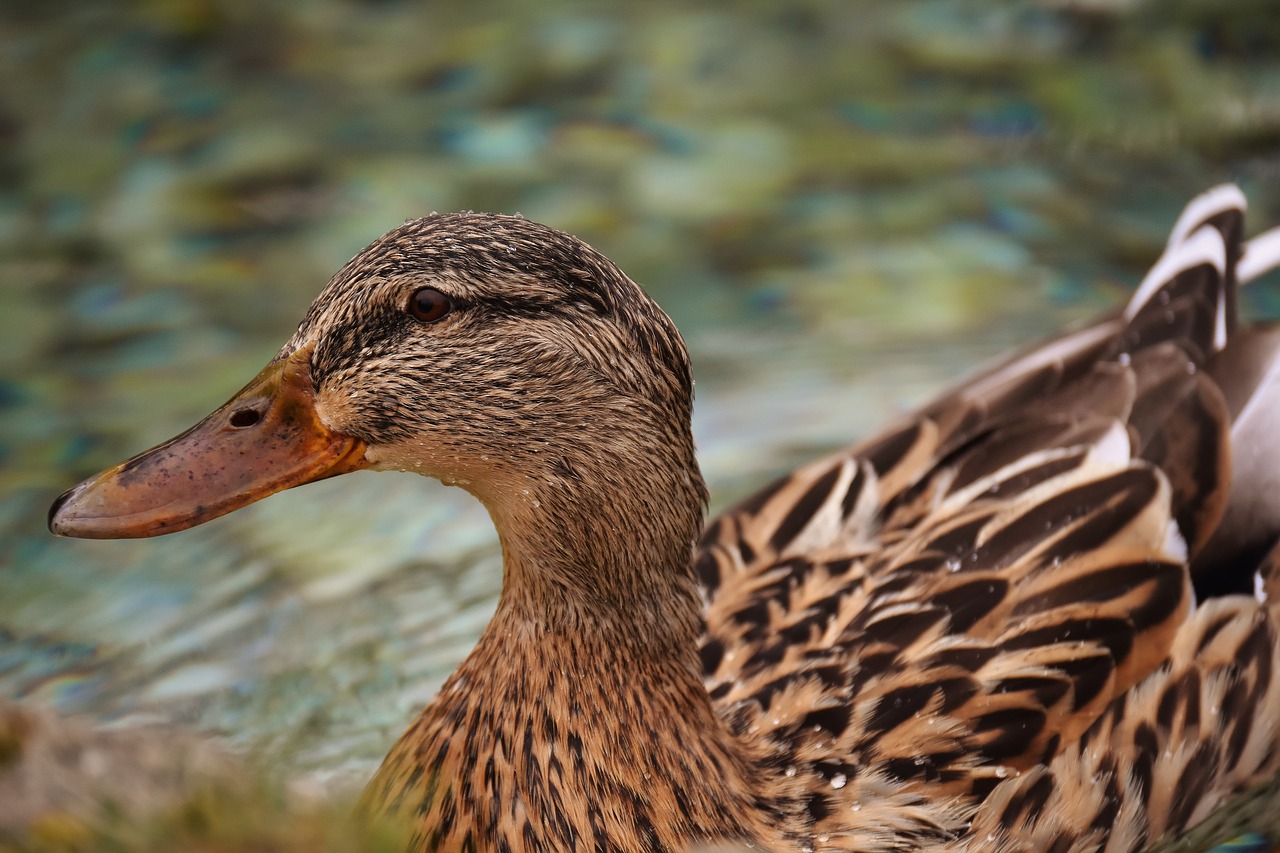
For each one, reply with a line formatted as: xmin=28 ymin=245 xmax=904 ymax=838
xmin=3 ymin=1 xmax=1279 ymax=785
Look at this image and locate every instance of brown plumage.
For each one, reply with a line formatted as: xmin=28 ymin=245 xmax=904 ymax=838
xmin=48 ymin=186 xmax=1280 ymax=852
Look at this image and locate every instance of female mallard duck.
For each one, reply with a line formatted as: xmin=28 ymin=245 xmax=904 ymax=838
xmin=48 ymin=186 xmax=1280 ymax=852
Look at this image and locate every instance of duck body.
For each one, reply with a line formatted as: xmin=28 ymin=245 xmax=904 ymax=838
xmin=49 ymin=187 xmax=1280 ymax=852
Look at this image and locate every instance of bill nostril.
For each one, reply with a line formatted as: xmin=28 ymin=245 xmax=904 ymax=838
xmin=229 ymin=408 xmax=263 ymax=428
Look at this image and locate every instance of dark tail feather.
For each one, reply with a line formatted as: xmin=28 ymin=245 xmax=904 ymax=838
xmin=1187 ymin=200 xmax=1280 ymax=596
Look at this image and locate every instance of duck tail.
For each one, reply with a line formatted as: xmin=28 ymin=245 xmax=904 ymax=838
xmin=1120 ymin=183 xmax=1244 ymax=360
xmin=1195 ymin=207 xmax=1280 ymax=593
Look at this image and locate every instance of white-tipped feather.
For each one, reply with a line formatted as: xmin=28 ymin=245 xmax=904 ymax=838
xmin=1240 ymin=226 xmax=1280 ymax=285
xmin=1124 ymin=224 xmax=1228 ymax=349
xmin=1167 ymin=183 xmax=1247 ymax=247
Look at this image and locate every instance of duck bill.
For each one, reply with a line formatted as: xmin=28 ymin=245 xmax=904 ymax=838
xmin=48 ymin=344 xmax=369 ymax=539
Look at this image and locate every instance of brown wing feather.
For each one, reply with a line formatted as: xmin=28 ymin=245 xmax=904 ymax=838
xmin=964 ymin=590 xmax=1280 ymax=853
xmin=695 ymin=186 xmax=1280 ymax=849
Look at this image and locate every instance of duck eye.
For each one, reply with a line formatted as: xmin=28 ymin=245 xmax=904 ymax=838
xmin=407 ymin=287 xmax=452 ymax=323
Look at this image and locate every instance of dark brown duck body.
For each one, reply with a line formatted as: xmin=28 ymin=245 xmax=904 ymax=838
xmin=50 ymin=189 xmax=1280 ymax=852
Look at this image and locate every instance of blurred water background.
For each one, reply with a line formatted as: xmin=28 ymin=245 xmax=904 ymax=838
xmin=2 ymin=0 xmax=1279 ymax=795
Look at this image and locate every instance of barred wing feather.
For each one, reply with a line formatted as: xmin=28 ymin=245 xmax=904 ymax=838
xmin=696 ymin=185 xmax=1280 ymax=850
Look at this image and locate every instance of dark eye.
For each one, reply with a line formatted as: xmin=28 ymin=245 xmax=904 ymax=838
xmin=407 ymin=287 xmax=452 ymax=323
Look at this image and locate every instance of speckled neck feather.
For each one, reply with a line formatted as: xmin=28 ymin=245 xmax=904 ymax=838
xmin=365 ymin=607 xmax=795 ymax=852
xmin=359 ymin=377 xmax=793 ymax=850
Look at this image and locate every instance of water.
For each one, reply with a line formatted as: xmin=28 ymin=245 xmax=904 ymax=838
xmin=3 ymin=0 xmax=1279 ymax=788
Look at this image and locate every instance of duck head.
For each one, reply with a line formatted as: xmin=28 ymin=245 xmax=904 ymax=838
xmin=49 ymin=215 xmax=707 ymax=562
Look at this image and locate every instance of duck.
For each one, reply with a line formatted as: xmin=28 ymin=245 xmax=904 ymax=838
xmin=46 ymin=184 xmax=1280 ymax=853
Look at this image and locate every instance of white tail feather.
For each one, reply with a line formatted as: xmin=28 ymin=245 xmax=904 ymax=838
xmin=1124 ymin=224 xmax=1228 ymax=348
xmin=1167 ymin=183 xmax=1247 ymax=247
xmin=1240 ymin=226 xmax=1280 ymax=285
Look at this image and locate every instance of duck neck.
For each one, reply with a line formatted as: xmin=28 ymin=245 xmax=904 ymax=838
xmin=483 ymin=403 xmax=713 ymax=658
xmin=365 ymin=428 xmax=790 ymax=851
xmin=368 ymin=603 xmax=775 ymax=852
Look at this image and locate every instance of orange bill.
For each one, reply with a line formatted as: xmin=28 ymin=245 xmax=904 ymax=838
xmin=48 ymin=343 xmax=369 ymax=539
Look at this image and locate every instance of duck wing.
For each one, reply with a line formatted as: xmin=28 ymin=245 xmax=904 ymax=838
xmin=696 ymin=185 xmax=1280 ymax=848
